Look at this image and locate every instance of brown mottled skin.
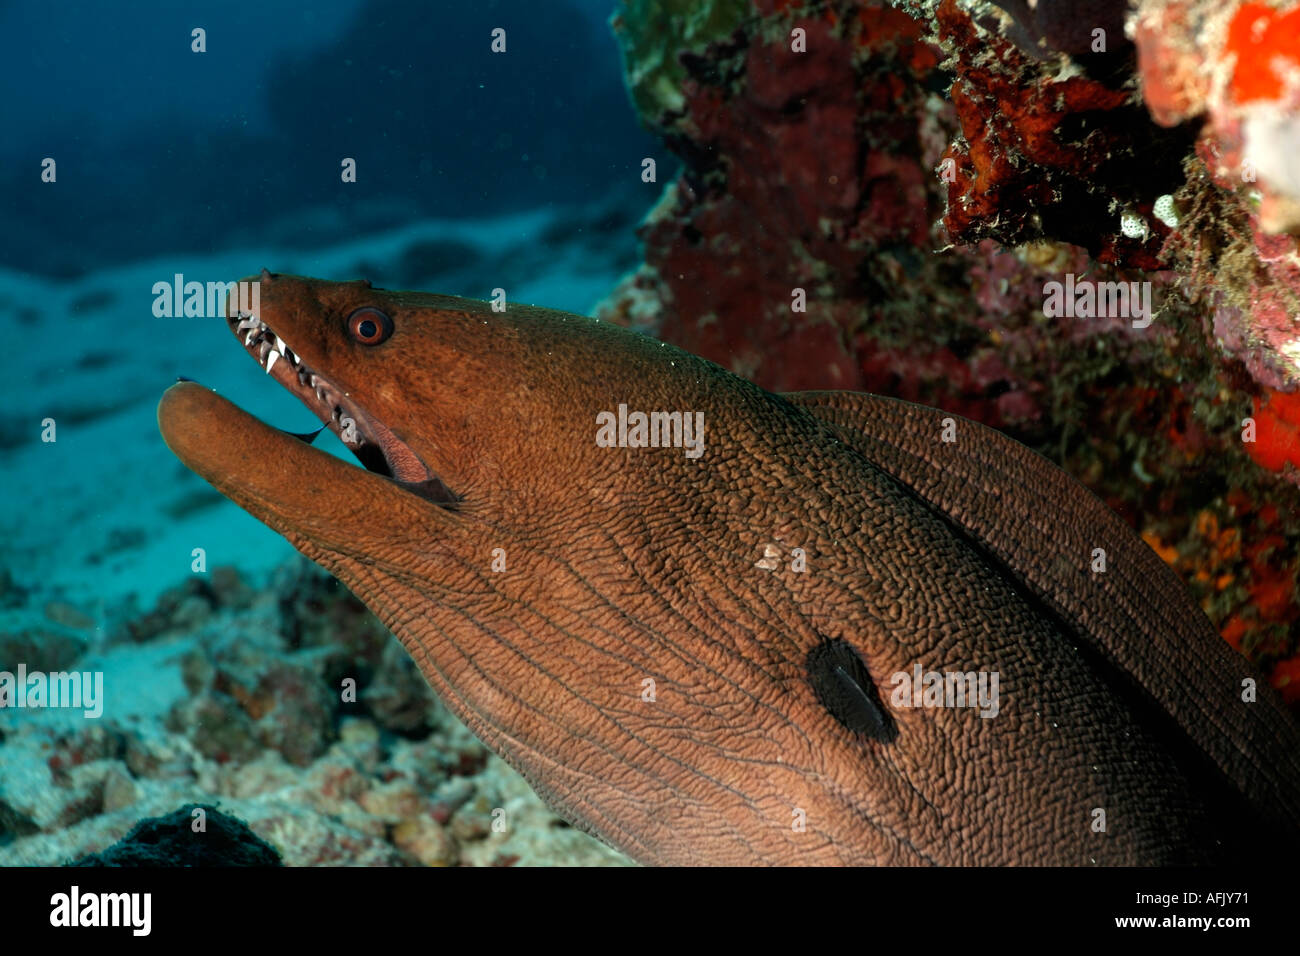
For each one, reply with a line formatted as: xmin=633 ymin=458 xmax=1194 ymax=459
xmin=158 ymin=274 xmax=1300 ymax=865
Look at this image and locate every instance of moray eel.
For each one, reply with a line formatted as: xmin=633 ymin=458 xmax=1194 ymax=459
xmin=158 ymin=272 xmax=1300 ymax=865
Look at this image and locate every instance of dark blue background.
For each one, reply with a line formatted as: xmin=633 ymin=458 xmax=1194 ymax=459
xmin=1 ymin=0 xmax=663 ymax=276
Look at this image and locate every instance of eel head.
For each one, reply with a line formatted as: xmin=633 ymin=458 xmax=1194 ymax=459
xmin=159 ymin=271 xmax=554 ymax=556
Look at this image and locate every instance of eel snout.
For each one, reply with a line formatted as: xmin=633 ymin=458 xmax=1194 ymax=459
xmin=222 ymin=301 xmax=457 ymax=506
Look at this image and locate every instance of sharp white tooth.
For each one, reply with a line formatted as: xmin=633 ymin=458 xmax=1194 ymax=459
xmin=274 ymin=335 xmax=286 ymax=353
xmin=315 ymin=388 xmax=327 ymax=402
xmin=237 ymin=316 xmax=258 ymax=331
xmin=245 ymin=329 xmax=256 ymax=346
xmin=265 ymin=349 xmax=280 ymax=374
xmin=309 ymin=374 xmax=319 ymax=387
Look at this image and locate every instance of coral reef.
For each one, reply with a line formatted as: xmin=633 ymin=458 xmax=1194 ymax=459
xmin=601 ymin=0 xmax=1300 ymax=695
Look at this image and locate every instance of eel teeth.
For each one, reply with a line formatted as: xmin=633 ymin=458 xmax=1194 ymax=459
xmin=265 ymin=349 xmax=280 ymax=374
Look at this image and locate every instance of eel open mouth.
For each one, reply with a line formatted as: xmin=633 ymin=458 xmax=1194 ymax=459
xmin=227 ymin=309 xmax=459 ymax=507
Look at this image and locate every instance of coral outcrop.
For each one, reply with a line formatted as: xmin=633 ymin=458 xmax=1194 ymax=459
xmin=69 ymin=804 xmax=281 ymax=867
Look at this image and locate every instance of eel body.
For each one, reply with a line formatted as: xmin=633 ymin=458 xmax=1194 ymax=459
xmin=157 ymin=273 xmax=1300 ymax=865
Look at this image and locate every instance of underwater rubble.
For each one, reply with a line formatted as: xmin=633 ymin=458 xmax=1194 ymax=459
xmin=0 ymin=563 xmax=632 ymax=867
xmin=600 ymin=0 xmax=1300 ymax=698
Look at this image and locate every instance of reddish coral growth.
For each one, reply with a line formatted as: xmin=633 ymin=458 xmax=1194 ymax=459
xmin=1163 ymin=387 xmax=1211 ymax=458
xmin=1227 ymin=2 xmax=1300 ymax=103
xmin=853 ymin=2 xmax=937 ymax=71
xmin=637 ymin=5 xmax=942 ymax=392
xmin=1273 ymin=656 xmax=1300 ymax=706
xmin=1246 ymin=388 xmax=1300 ymax=472
xmin=1213 ymin=492 xmax=1300 ymax=664
xmin=1135 ymin=0 xmax=1211 ymax=125
xmin=854 ymin=337 xmax=1040 ymax=429
xmin=1221 ymin=614 xmax=1249 ymax=651
xmin=935 ymin=0 xmax=1187 ymax=269
xmin=755 ymin=0 xmax=803 ymax=13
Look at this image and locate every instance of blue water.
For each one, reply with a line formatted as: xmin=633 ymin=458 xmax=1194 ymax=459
xmin=1 ymin=0 xmax=664 ymax=276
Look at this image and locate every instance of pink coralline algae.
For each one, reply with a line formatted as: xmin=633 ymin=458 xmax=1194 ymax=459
xmin=1134 ymin=0 xmax=1300 ymax=389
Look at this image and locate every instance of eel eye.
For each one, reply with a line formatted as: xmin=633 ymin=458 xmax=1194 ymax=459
xmin=347 ymin=307 xmax=393 ymax=346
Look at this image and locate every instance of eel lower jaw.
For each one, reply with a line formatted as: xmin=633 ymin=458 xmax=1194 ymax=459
xmin=227 ymin=311 xmax=460 ymax=509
